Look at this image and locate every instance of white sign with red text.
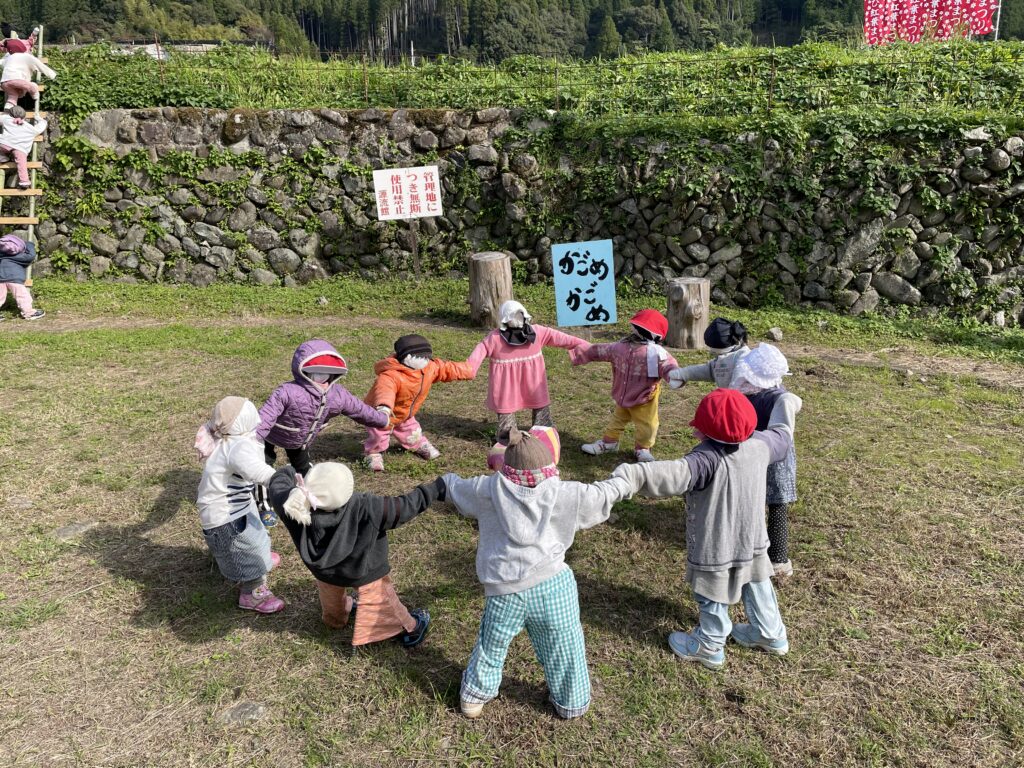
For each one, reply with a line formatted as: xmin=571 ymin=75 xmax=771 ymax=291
xmin=372 ymin=165 xmax=443 ymax=221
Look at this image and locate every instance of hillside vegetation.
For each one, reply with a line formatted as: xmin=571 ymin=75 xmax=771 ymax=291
xmin=43 ymin=41 xmax=1024 ymax=130
xmin=4 ymin=0 xmax=1023 ymax=60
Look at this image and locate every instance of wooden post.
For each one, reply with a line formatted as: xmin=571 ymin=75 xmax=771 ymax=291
xmin=468 ymin=251 xmax=513 ymax=328
xmin=666 ymin=277 xmax=710 ymax=350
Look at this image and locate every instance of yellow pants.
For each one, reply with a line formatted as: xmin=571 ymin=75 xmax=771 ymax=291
xmin=603 ymin=389 xmax=660 ymax=449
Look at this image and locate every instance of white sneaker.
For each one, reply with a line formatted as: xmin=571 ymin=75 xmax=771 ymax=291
xmin=364 ymin=453 xmax=384 ymax=472
xmin=634 ymin=448 xmax=655 ymax=462
xmin=460 ymin=699 xmax=484 ymax=719
xmin=772 ymin=560 xmax=794 ymax=578
xmin=581 ymin=439 xmax=618 ymax=456
xmin=414 ymin=442 xmax=441 ymax=461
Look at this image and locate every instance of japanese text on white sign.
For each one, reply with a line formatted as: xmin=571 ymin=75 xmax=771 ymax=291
xmin=373 ymin=165 xmax=443 ymax=221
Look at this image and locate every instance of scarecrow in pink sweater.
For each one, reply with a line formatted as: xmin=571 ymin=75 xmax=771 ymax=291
xmin=570 ymin=309 xmax=679 ymax=463
xmin=467 ymin=300 xmax=589 ymax=468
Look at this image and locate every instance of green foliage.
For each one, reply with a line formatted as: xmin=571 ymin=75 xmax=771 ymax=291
xmin=39 ymin=41 xmax=1024 ymax=131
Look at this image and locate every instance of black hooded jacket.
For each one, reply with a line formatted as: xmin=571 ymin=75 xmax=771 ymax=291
xmin=268 ymin=466 xmax=445 ymax=587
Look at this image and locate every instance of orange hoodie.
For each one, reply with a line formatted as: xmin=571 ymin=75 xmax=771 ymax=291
xmin=365 ymin=356 xmax=475 ymax=428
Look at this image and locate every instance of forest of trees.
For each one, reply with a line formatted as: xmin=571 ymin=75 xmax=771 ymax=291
xmin=2 ymin=0 xmax=1020 ymax=60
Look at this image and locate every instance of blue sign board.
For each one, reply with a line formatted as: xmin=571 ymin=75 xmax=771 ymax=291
xmin=552 ymin=239 xmax=617 ymax=327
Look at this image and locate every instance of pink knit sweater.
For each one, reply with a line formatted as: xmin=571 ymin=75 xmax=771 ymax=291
xmin=571 ymin=339 xmax=679 ymax=408
xmin=467 ymin=325 xmax=589 ymax=413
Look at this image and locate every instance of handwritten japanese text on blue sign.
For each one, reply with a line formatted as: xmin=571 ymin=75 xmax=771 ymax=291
xmin=552 ymin=240 xmax=617 ymax=327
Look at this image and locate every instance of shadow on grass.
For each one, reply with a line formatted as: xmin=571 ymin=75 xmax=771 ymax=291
xmin=82 ymin=468 xmax=314 ymax=643
xmin=575 ymin=571 xmax=694 ymax=651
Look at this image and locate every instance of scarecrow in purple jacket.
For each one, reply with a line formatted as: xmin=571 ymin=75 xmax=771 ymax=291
xmin=255 ymin=339 xmax=388 ymax=525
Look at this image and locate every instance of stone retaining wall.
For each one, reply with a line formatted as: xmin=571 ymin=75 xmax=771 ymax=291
xmin=32 ymin=108 xmax=1024 ymax=325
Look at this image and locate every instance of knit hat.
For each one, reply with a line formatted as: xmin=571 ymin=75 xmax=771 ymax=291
xmin=283 ymin=462 xmax=354 ymax=525
xmin=500 ymin=426 xmax=560 ymax=486
xmin=394 ymin=334 xmax=433 ymax=361
xmin=690 ymin=389 xmax=757 ymax=444
xmin=731 ymin=343 xmax=790 ymax=393
xmin=302 ymin=353 xmax=348 ymax=376
xmin=630 ymin=309 xmax=668 ymax=342
xmin=704 ymin=318 xmax=748 ymax=351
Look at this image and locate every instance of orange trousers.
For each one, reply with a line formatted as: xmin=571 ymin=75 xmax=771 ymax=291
xmin=315 ymin=575 xmax=416 ymax=646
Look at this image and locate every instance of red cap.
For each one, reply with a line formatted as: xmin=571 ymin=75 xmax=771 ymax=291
xmin=690 ymin=389 xmax=757 ymax=444
xmin=4 ymin=39 xmax=29 ymax=54
xmin=630 ymin=309 xmax=668 ymax=340
xmin=302 ymin=354 xmax=347 ymax=374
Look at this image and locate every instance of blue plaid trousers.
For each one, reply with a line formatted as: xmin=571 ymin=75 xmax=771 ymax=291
xmin=461 ymin=567 xmax=591 ymax=718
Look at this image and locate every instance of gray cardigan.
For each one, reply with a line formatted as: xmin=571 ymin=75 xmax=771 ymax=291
xmin=613 ymin=393 xmax=800 ymax=603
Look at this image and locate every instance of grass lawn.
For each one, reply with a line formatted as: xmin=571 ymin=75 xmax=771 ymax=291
xmin=1 ymin=278 xmax=1022 ymax=767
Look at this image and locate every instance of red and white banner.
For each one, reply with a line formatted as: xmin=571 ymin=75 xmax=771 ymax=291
xmin=865 ymin=0 xmax=999 ymax=44
xmin=373 ymin=165 xmax=443 ymax=221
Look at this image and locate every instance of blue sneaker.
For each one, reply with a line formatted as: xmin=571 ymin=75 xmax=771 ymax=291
xmin=667 ymin=631 xmax=725 ymax=670
xmin=730 ymin=624 xmax=789 ymax=655
xmin=399 ymin=608 xmax=430 ymax=648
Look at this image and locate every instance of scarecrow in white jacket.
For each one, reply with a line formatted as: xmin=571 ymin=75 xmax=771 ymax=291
xmin=194 ymin=397 xmax=284 ymax=614
xmin=0 ymin=31 xmax=53 ymax=112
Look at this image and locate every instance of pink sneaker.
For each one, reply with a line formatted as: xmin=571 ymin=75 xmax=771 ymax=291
xmin=365 ymin=453 xmax=385 ymax=472
xmin=414 ymin=442 xmax=441 ymax=461
xmin=238 ymin=584 xmax=285 ymax=614
xmin=270 ymin=551 xmax=281 ymax=570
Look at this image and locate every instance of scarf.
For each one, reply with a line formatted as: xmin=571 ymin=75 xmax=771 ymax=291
xmin=500 ymin=463 xmax=560 ymax=487
xmin=629 ymin=333 xmax=669 ymax=378
xmin=500 ymin=324 xmax=537 ymax=346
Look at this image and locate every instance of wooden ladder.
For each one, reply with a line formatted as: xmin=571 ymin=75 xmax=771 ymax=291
xmin=0 ymin=27 xmax=46 ymax=285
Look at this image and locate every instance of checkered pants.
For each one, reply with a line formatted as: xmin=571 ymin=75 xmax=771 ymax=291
xmin=461 ymin=567 xmax=590 ymax=718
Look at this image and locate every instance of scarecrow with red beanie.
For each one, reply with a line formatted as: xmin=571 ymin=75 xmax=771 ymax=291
xmin=0 ymin=28 xmax=53 ymax=112
xmin=612 ymin=388 xmax=802 ymax=669
xmin=570 ymin=309 xmax=680 ymax=462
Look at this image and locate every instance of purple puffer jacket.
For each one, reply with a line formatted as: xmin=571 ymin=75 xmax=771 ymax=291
xmin=257 ymin=339 xmax=388 ymax=449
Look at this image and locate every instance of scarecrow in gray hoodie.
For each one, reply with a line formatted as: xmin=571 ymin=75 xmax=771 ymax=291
xmin=443 ymin=425 xmax=634 ymax=720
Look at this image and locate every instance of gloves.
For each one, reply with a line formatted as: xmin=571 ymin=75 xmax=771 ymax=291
xmin=667 ymin=368 xmax=687 ymax=389
xmin=282 ymin=488 xmax=313 ymax=526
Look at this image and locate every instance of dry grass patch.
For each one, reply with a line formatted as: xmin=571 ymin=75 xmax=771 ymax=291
xmin=1 ymin=300 xmax=1022 ymax=767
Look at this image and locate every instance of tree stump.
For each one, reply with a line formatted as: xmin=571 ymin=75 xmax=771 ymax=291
xmin=468 ymin=251 xmax=513 ymax=328
xmin=666 ymin=277 xmax=710 ymax=349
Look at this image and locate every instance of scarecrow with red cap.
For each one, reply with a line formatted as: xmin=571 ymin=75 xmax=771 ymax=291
xmin=0 ymin=27 xmax=53 ymax=112
xmin=570 ymin=309 xmax=680 ymax=462
xmin=612 ymin=388 xmax=802 ymax=669
xmin=255 ymin=339 xmax=390 ymax=524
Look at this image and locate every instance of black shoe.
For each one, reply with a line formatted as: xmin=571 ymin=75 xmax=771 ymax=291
xmin=399 ymin=608 xmax=430 ymax=648
xmin=25 ymin=309 xmax=44 ymax=320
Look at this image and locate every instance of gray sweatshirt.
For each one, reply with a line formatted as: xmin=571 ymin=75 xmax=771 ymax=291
xmin=674 ymin=345 xmax=750 ymax=388
xmin=442 ymin=472 xmax=634 ymax=596
xmin=613 ymin=394 xmax=800 ymax=603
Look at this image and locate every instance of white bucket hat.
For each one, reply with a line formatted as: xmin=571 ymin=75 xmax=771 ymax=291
xmin=731 ymin=343 xmax=790 ymax=393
